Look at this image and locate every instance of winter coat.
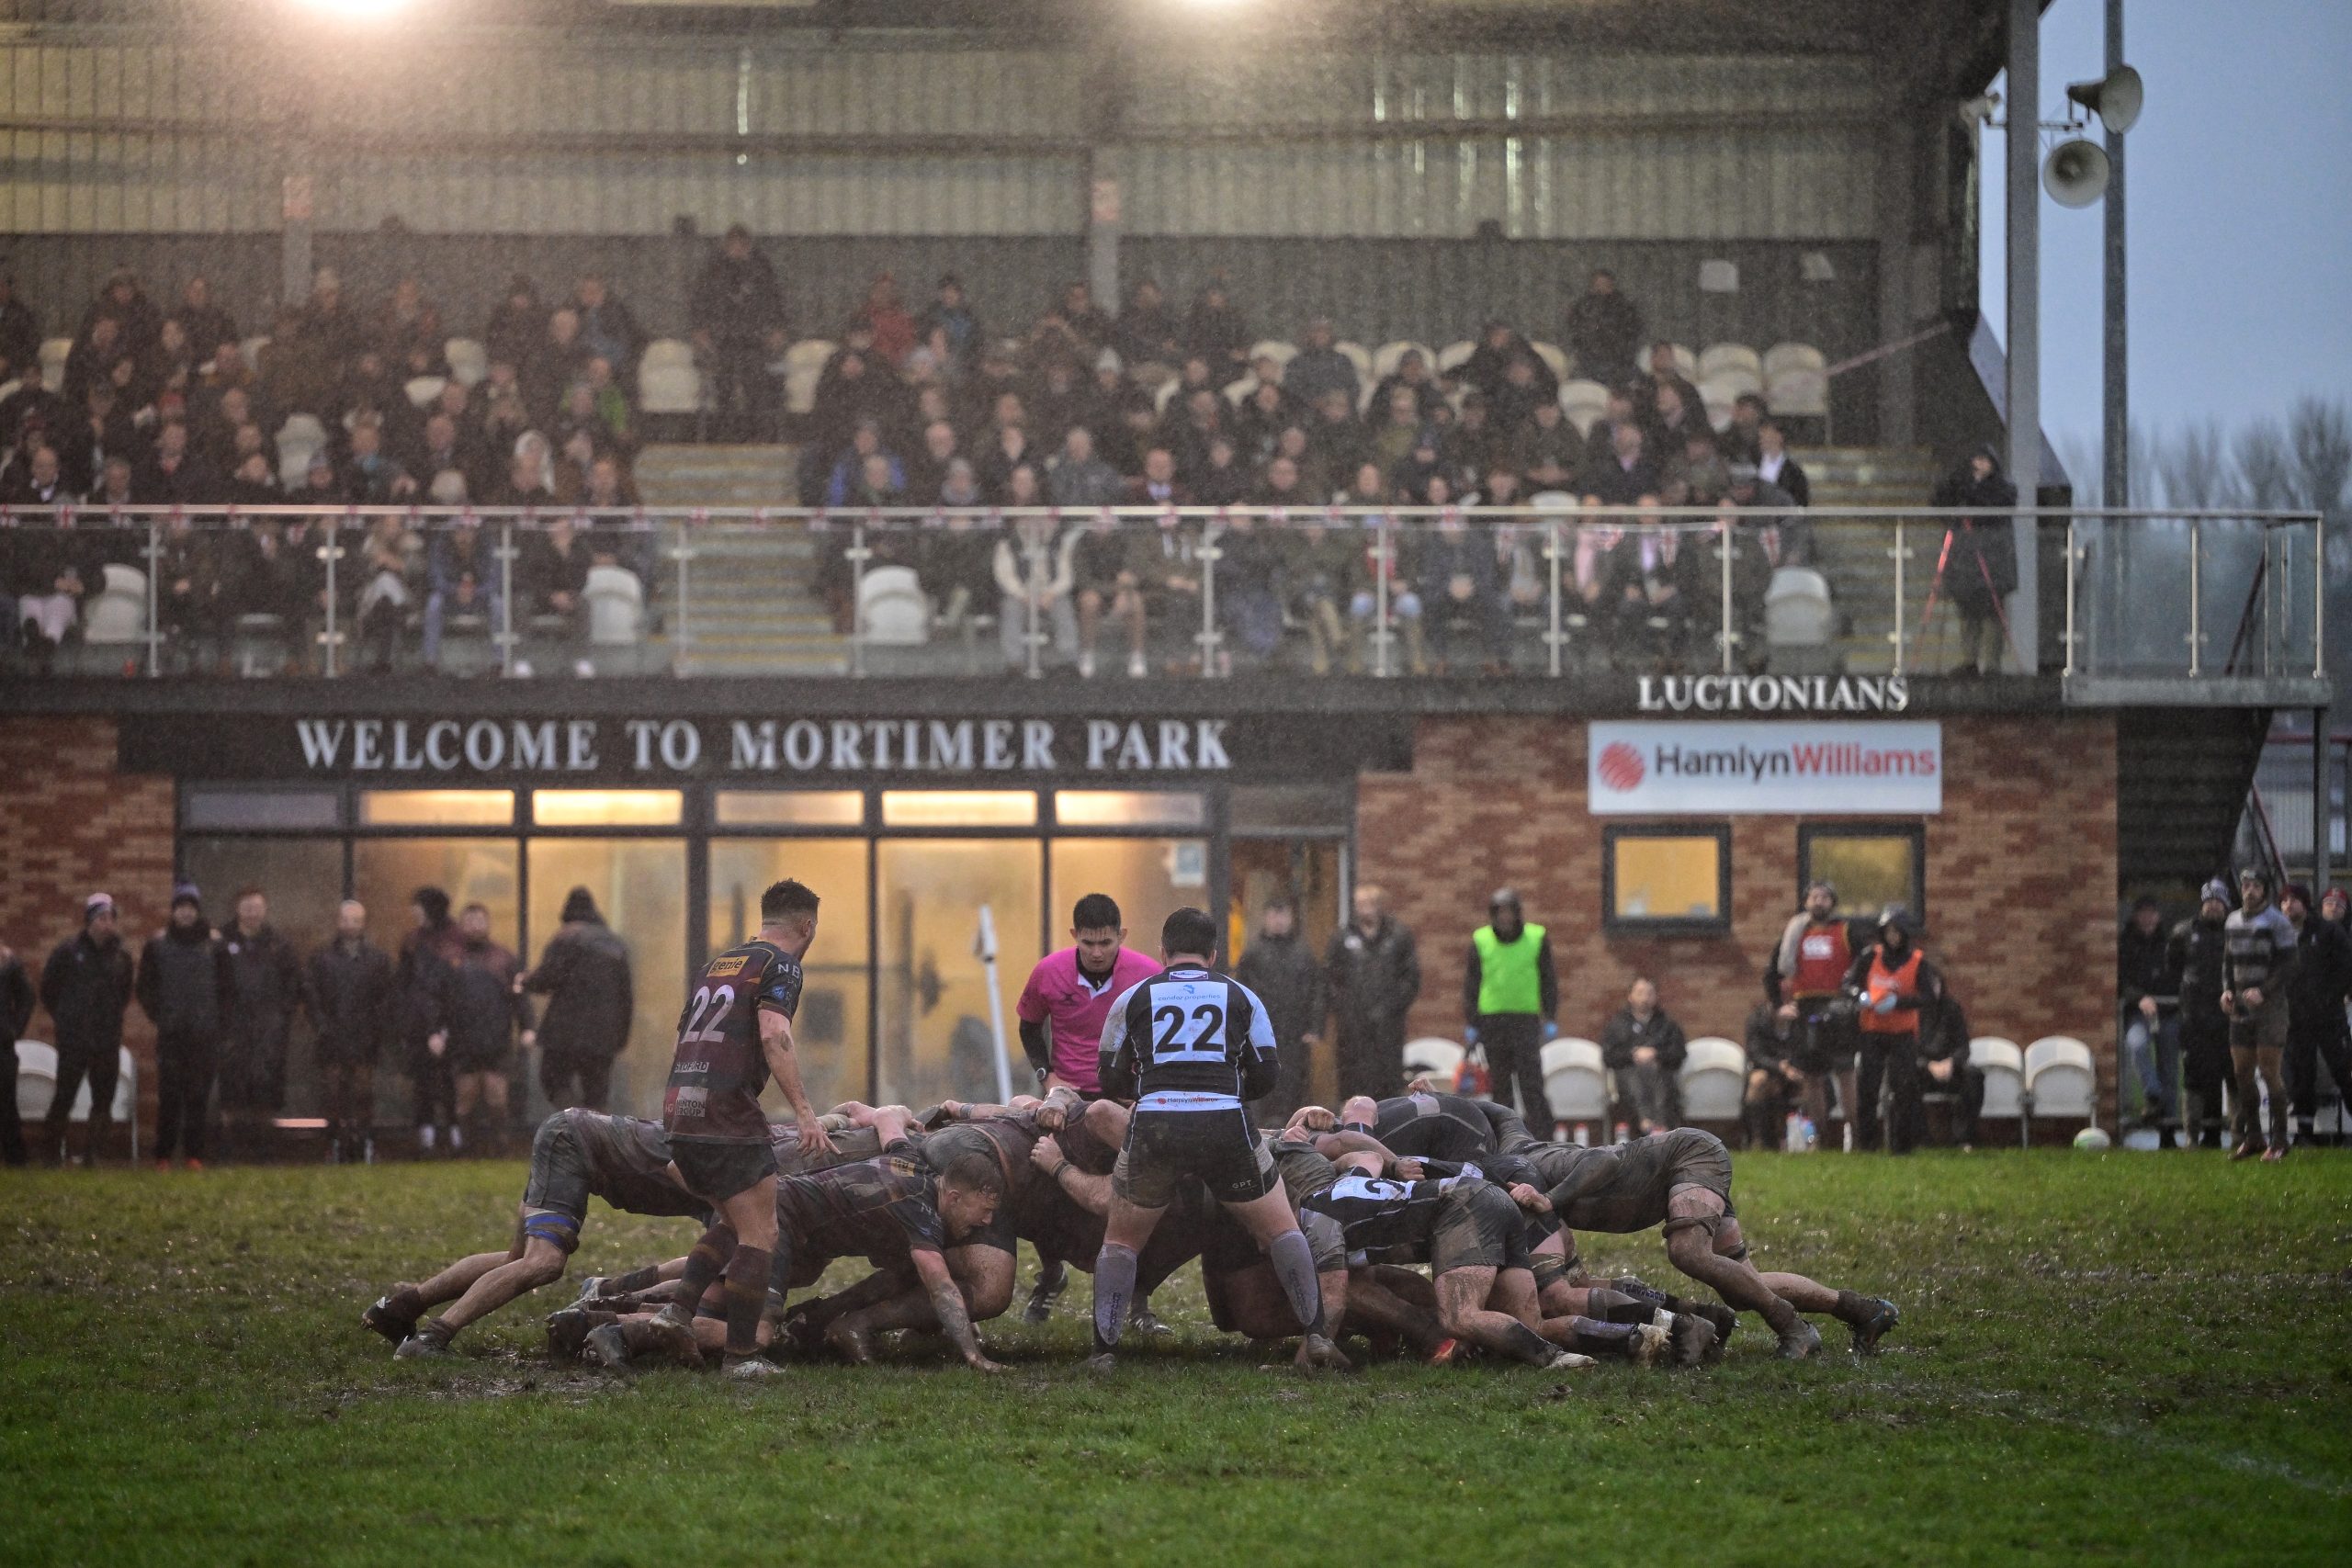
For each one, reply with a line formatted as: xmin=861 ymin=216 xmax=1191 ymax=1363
xmin=222 ymin=924 xmax=304 ymax=1063
xmin=305 ymin=935 xmax=397 ymax=1066
xmin=1930 ymin=450 xmax=2019 ymax=609
xmin=526 ymin=918 xmax=634 ymax=1060
xmin=40 ymin=931 xmax=135 ymax=1055
xmin=442 ymin=939 xmax=530 ymax=1063
xmin=2118 ymin=919 xmax=2182 ymax=1012
xmin=1326 ymin=917 xmax=1420 ymax=1043
xmin=397 ymin=921 xmax=465 ymax=1053
xmin=2287 ymin=917 xmax=2352 ymax=1043
xmin=1600 ymin=1007 xmax=1688 ymax=1073
xmin=136 ymin=923 xmax=233 ymax=1038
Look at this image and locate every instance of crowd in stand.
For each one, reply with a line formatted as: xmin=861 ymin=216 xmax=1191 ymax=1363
xmin=1 ymin=243 xmax=1823 ymax=676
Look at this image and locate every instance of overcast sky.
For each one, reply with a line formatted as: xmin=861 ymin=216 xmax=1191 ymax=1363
xmin=1977 ymin=0 xmax=2352 ymax=469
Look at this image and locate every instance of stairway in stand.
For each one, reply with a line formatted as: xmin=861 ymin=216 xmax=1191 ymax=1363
xmin=1791 ymin=446 xmax=1947 ymax=676
xmin=629 ymin=445 xmax=849 ymax=676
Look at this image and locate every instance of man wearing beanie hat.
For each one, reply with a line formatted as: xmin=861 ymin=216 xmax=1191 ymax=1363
xmin=137 ymin=885 xmax=235 ymax=1169
xmin=2171 ymin=879 xmax=2235 ymax=1148
xmin=39 ymin=894 xmax=136 ymax=1165
xmin=525 ymin=887 xmax=634 ymax=1113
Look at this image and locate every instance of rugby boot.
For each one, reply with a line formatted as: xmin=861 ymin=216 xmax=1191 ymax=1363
xmin=723 ymin=1356 xmax=786 ymax=1381
xmin=1084 ymin=1351 xmax=1119 ymax=1374
xmin=394 ymin=1325 xmax=454 ymax=1359
xmin=1845 ymin=1295 xmax=1901 ymax=1354
xmin=1626 ymin=1322 xmax=1672 ymax=1367
xmin=824 ymin=1318 xmax=877 ymax=1366
xmin=1668 ymin=1312 xmax=1721 ymax=1367
xmin=1774 ymin=1318 xmax=1823 ymax=1359
xmin=1127 ymin=1303 xmax=1174 ymax=1337
xmin=637 ymin=1308 xmax=705 ymax=1369
xmin=1690 ymin=1300 xmax=1739 ymax=1348
xmin=545 ymin=1307 xmax=611 ymax=1362
xmin=362 ymin=1288 xmax=422 ymax=1348
xmin=1295 ymin=1333 xmax=1352 ymax=1372
xmin=1543 ymin=1351 xmax=1599 ymax=1371
xmin=1023 ymin=1258 xmax=1069 ymax=1324
xmin=582 ymin=1324 xmax=632 ymax=1371
xmin=571 ymin=1275 xmax=606 ymax=1307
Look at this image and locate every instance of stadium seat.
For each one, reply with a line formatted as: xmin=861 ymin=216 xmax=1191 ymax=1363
xmin=40 ymin=337 xmax=73 ymax=387
xmin=643 ymin=337 xmax=696 ymax=369
xmin=1666 ymin=343 xmax=1699 ymax=381
xmin=240 ymin=334 xmax=271 ymax=371
xmin=1698 ymin=343 xmax=1762 ymax=383
xmin=1371 ymin=341 xmax=1435 ymax=382
xmin=84 ymin=564 xmax=147 ymax=647
xmin=2023 ymin=1035 xmax=2098 ymax=1139
xmin=14 ymin=1042 xmax=139 ymax=1158
xmin=1250 ymin=339 xmax=1299 ymax=369
xmin=1402 ymin=1038 xmax=1464 ymax=1090
xmin=1768 ymin=367 xmax=1829 ymax=419
xmin=1221 ymin=376 xmax=1257 ymax=407
xmin=1435 ymin=339 xmax=1476 ymax=376
xmin=1761 ymin=341 xmax=1826 ymax=380
xmin=1972 ymin=1037 xmax=2026 ymax=1134
xmin=639 ymin=359 xmax=705 ymax=422
xmin=444 ymin=337 xmax=489 ymax=388
xmin=1539 ymin=1037 xmax=1609 ymax=1130
xmin=1530 ymin=340 xmax=1571 ymax=382
xmin=1334 ymin=340 xmax=1374 ymax=384
xmin=404 ymin=375 xmax=447 ymax=409
xmin=1558 ymin=378 xmax=1611 ymax=436
xmin=0 ymin=378 xmax=17 ymax=407
xmin=781 ymin=338 xmax=835 ymax=416
xmin=584 ymin=565 xmax=646 ymax=648
xmin=857 ymin=565 xmax=930 ymax=648
xmin=1764 ymin=567 xmax=1838 ymax=672
xmin=1153 ymin=378 xmax=1182 ymax=416
xmin=1699 ymin=377 xmax=1738 ymax=433
xmin=1679 ymin=1036 xmax=1747 ymax=1122
xmin=276 ymin=413 xmax=328 ymax=489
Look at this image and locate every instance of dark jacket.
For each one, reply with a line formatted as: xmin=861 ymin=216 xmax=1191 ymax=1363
xmin=1462 ymin=928 xmax=1560 ymax=1024
xmin=222 ymin=923 xmax=305 ymax=1063
xmin=2287 ymin=916 xmax=2352 ymax=1043
xmin=1930 ymin=449 xmax=2019 ymax=608
xmin=136 ymin=922 xmax=234 ymax=1037
xmin=1235 ymin=928 xmax=1330 ymax=1120
xmin=1600 ymin=1006 xmax=1687 ymax=1073
xmin=443 ymin=938 xmax=530 ymax=1062
xmin=2170 ymin=913 xmax=2229 ymax=1022
xmin=306 ymin=935 xmax=397 ymax=1066
xmin=690 ymin=247 xmax=786 ymax=345
xmin=1562 ymin=289 xmax=1643 ymax=383
xmin=40 ymin=930 xmax=135 ymax=1055
xmin=1921 ymin=993 xmax=1973 ymax=1065
xmin=1840 ymin=942 xmax=1946 ymax=1022
xmin=526 ymin=918 xmax=634 ymax=1060
xmin=2119 ymin=918 xmax=2182 ymax=1012
xmin=1326 ymin=917 xmax=1420 ymax=1043
xmin=2 ymin=951 xmax=38 ymax=1043
xmin=397 ymin=921 xmax=465 ymax=1052
xmin=1743 ymin=1000 xmax=1803 ymax=1077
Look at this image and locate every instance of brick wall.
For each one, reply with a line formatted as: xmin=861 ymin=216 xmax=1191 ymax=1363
xmin=1355 ymin=712 xmax=2120 ymax=1115
xmin=0 ymin=716 xmax=175 ymax=1145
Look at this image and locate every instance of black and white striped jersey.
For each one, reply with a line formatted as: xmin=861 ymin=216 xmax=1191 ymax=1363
xmin=1301 ymin=1168 xmax=1483 ymax=1261
xmin=1097 ymin=964 xmax=1280 ymax=1111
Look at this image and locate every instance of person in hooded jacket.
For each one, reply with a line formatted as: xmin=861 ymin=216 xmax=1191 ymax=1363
xmin=400 ymin=886 xmax=466 ymax=1155
xmin=1325 ymin=884 xmax=1420 ymax=1100
xmin=40 ymin=893 xmax=136 ymax=1165
xmin=1930 ymin=447 xmax=2018 ymax=676
xmin=1840 ymin=908 xmax=1944 ymax=1155
xmin=2279 ymin=882 xmax=2352 ymax=1149
xmin=2170 ymin=878 xmax=2233 ymax=1149
xmin=442 ymin=902 xmax=532 ymax=1156
xmin=1233 ymin=896 xmax=1329 ymax=1124
xmin=307 ymin=898 xmax=395 ymax=1164
xmin=136 ymin=884 xmax=234 ymax=1169
xmin=525 ymin=887 xmax=634 ymax=1113
xmin=2119 ymin=894 xmax=2185 ymax=1146
xmin=218 ymin=888 xmax=305 ymax=1160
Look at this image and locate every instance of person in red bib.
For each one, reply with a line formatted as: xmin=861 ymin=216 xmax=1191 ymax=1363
xmin=1766 ymin=880 xmax=1870 ymax=1148
xmin=1840 ymin=908 xmax=1945 ymax=1155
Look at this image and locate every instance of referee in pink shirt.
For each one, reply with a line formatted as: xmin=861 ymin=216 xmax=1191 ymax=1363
xmin=1014 ymin=893 xmax=1163 ymax=1327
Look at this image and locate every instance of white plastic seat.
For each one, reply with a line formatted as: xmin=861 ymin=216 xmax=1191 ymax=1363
xmin=1435 ymin=339 xmax=1477 ymax=375
xmin=643 ymin=337 xmax=698 ymax=370
xmin=1249 ymin=339 xmax=1299 ymax=368
xmin=1699 ymin=378 xmax=1738 ymax=434
xmin=1371 ymin=341 xmax=1435 ymax=382
xmin=1768 ymin=367 xmax=1829 ymax=418
xmin=14 ymin=1042 xmax=138 ymax=1156
xmin=1679 ymin=1036 xmax=1748 ymax=1122
xmin=1153 ymin=378 xmax=1184 ymax=416
xmin=85 ymin=564 xmax=148 ymax=645
xmin=239 ymin=334 xmax=272 ymax=371
xmin=444 ymin=337 xmax=489 ymax=388
xmin=1666 ymin=343 xmax=1700 ymax=381
xmin=1972 ymin=1037 xmax=2026 ymax=1121
xmin=780 ymin=339 xmax=836 ymax=416
xmin=857 ymin=565 xmax=930 ymax=648
xmin=1699 ymin=343 xmax=1762 ymax=383
xmin=1765 ymin=567 xmax=1836 ymax=647
xmin=1541 ymin=1037 xmax=1609 ymax=1126
xmin=1402 ymin=1038 xmax=1464 ymax=1090
xmin=404 ymin=375 xmax=447 ymax=410
xmin=583 ymin=564 xmax=646 ymax=646
xmin=2024 ymin=1035 xmax=2098 ymax=1129
xmin=40 ymin=337 xmax=73 ymax=386
xmin=1762 ymin=342 xmax=1826 ymax=380
xmin=1558 ymin=378 xmax=1611 ymax=436
xmin=0 ymin=378 xmax=17 ymax=406
xmin=1221 ymin=376 xmax=1258 ymax=408
xmin=1334 ymin=341 xmax=1374 ymax=383
xmin=639 ymin=363 xmax=704 ymax=417
xmin=276 ymin=412 xmax=328 ymax=489
xmin=1530 ymin=341 xmax=1571 ymax=383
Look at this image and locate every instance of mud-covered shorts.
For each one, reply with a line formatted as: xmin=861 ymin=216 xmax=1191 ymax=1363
xmin=1113 ymin=1108 xmax=1277 ymax=1210
xmin=1549 ymin=1128 xmax=1735 ymax=1235
xmin=1430 ymin=1182 xmax=1534 ymax=1275
xmin=668 ymin=1134 xmax=778 ymax=1204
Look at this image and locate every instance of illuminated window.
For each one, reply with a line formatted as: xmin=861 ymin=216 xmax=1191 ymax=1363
xmin=1056 ymin=791 xmax=1207 ymax=828
xmin=1799 ymin=823 xmax=1926 ymax=926
xmin=714 ymin=790 xmax=866 ymax=828
xmin=879 ymin=791 xmax=1038 ymax=828
xmin=533 ymin=790 xmax=684 ymax=827
xmin=1603 ymin=825 xmax=1731 ymax=933
xmin=358 ymin=790 xmax=514 ymax=827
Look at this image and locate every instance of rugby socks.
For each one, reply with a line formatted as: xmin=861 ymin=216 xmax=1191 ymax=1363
xmin=1832 ymin=1290 xmax=1873 ymax=1326
xmin=412 ymin=1316 xmax=454 ymax=1348
xmin=1496 ymin=1318 xmax=1561 ymax=1366
xmin=383 ymin=1285 xmax=426 ymax=1324
xmin=1563 ymin=1318 xmax=1643 ymax=1359
xmin=1267 ymin=1230 xmax=1327 ymax=1336
xmin=1584 ymin=1287 xmax=1651 ymax=1325
xmin=604 ymin=1264 xmax=666 ymax=1297
xmin=1092 ymin=1244 xmax=1138 ymax=1353
xmin=719 ymin=1246 xmax=771 ymax=1361
xmin=665 ymin=1224 xmax=738 ymax=1328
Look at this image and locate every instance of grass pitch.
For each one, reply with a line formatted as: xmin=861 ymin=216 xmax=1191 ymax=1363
xmin=2 ymin=1150 xmax=2347 ymax=1567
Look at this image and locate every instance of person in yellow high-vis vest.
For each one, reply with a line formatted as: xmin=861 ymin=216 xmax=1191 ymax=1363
xmin=1463 ymin=889 xmax=1560 ymax=1134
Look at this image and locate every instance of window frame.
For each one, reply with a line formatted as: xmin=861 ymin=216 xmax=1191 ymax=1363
xmin=1600 ymin=822 xmax=1734 ymax=936
xmin=1796 ymin=820 xmax=1928 ymax=931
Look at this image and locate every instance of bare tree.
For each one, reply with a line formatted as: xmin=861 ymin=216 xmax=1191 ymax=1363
xmin=2156 ymin=419 xmax=2236 ymax=511
xmin=2289 ymin=395 xmax=2351 ymax=515
xmin=2234 ymin=419 xmax=2298 ymax=511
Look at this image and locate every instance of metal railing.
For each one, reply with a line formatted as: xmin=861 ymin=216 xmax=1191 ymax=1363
xmin=0 ymin=501 xmax=2322 ymax=685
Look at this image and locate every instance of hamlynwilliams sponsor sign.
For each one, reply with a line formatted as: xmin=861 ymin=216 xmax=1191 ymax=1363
xmin=1588 ymin=721 xmax=1942 ymax=815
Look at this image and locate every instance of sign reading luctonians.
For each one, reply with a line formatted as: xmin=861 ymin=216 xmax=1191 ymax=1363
xmin=1588 ymin=721 xmax=1942 ymax=815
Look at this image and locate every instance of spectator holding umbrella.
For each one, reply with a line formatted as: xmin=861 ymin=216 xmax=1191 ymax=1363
xmin=2119 ymin=894 xmax=2185 ymax=1147
xmin=1235 ymin=896 xmax=1329 ymax=1124
xmin=1600 ymin=976 xmax=1687 ymax=1136
xmin=524 ymin=887 xmax=634 ymax=1113
xmin=137 ymin=884 xmax=232 ymax=1170
xmin=40 ymin=893 xmax=135 ymax=1166
xmin=1325 ymin=884 xmax=1419 ymax=1100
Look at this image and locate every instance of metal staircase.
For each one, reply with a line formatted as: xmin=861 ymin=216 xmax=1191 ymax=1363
xmin=629 ymin=445 xmax=849 ymax=676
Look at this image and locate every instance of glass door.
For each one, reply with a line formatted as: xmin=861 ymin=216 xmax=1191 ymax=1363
xmin=876 ymin=839 xmax=1042 ymax=1108
xmin=706 ymin=839 xmax=871 ymax=1116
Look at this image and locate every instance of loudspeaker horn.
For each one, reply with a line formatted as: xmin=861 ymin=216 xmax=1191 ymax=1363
xmin=2065 ymin=64 xmax=2143 ymax=134
xmin=2042 ymin=139 xmax=2110 ymax=208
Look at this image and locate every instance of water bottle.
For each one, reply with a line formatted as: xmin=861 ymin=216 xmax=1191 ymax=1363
xmin=1783 ymin=1111 xmax=1804 ymax=1153
xmin=1573 ymin=1122 xmax=1591 ymax=1147
xmin=1800 ymin=1115 xmax=1818 ymax=1152
xmin=1613 ymin=1121 xmax=1632 ymax=1145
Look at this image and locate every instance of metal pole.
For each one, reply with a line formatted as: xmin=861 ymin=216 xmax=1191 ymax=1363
xmin=1374 ymin=515 xmax=1394 ymax=677
xmin=849 ymin=520 xmax=868 ymax=678
xmin=673 ymin=516 xmax=691 ymax=676
xmin=2006 ymin=0 xmax=2041 ymax=671
xmin=321 ymin=515 xmax=339 ymax=678
xmin=1892 ymin=520 xmax=1906 ymax=676
xmin=144 ymin=517 xmax=160 ymax=677
xmin=1199 ymin=524 xmax=1222 ymax=678
xmin=1024 ymin=529 xmax=1044 ymax=680
xmin=1545 ymin=516 xmax=1564 ymax=678
xmin=2102 ymin=0 xmax=2128 ymax=514
xmin=1718 ymin=522 xmax=1736 ymax=675
xmin=2315 ymin=511 xmax=2327 ymax=681
xmin=2064 ymin=515 xmax=2076 ymax=677
xmin=2314 ymin=705 xmax=2332 ymax=899
xmin=497 ymin=519 xmax=515 ymax=677
xmin=2187 ymin=518 xmax=2201 ymax=678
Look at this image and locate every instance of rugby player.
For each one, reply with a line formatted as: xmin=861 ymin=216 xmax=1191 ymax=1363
xmin=646 ymin=877 xmax=833 ymax=1380
xmin=1086 ymin=908 xmax=1340 ymax=1372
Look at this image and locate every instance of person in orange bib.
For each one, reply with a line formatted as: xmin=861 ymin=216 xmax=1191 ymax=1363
xmin=1839 ymin=908 xmax=1944 ymax=1155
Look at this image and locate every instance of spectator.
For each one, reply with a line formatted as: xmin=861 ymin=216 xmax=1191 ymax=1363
xmin=77 ymin=266 xmax=161 ymax=361
xmin=1287 ymin=511 xmax=1355 ymax=677
xmin=1921 ymin=990 xmax=1985 ymax=1149
xmin=1599 ymin=512 xmax=1688 ymax=669
xmin=2119 ymin=894 xmax=2184 ymax=1145
xmin=1442 ymin=392 xmax=1506 ymax=491
xmin=1046 ymin=423 xmax=1123 ymax=509
xmin=1184 ymin=279 xmax=1250 ymax=373
xmin=1056 ymin=280 xmax=1110 ymax=350
xmin=822 ymin=418 xmax=903 ymax=510
xmin=1513 ymin=398 xmax=1584 ymax=493
xmin=1600 ymin=976 xmax=1688 ymax=1135
xmin=2280 ymin=883 xmax=2352 ymax=1150
xmin=0 ymin=272 xmax=39 ymax=384
xmin=90 ymin=453 xmax=138 ymax=510
xmin=1190 ymin=431 xmax=1251 ymax=509
xmin=922 ymin=459 xmax=997 ymax=634
xmin=1070 ymin=511 xmax=1148 ymax=681
xmin=1284 ymin=319 xmax=1360 ymax=410
xmin=1841 ymin=907 xmax=1944 ymax=1155
xmin=398 ymin=886 xmax=464 ymax=1155
xmin=62 ymin=316 xmax=125 ymax=411
xmin=1458 ymin=320 xmax=1542 ymax=405
xmin=423 ymin=513 xmax=501 ymax=670
xmin=279 ymin=269 xmax=362 ymax=416
xmin=0 ymin=363 xmax=70 ymax=452
xmin=1235 ymin=896 xmax=1329 ymax=1123
xmin=1113 ymin=277 xmax=1180 ymax=369
xmin=38 ymin=893 xmax=135 ymax=1166
xmin=1324 ymin=884 xmax=1419 ymax=1100
xmin=516 ymin=513 xmax=594 ymax=673
xmin=1720 ymin=392 xmax=1768 ymax=467
xmin=524 ymin=887 xmax=634 ymax=1113
xmin=217 ymin=887 xmax=304 ymax=1161
xmin=139 ymin=418 xmax=217 ymax=506
xmin=168 ymin=276 xmax=239 ymax=369
xmin=1371 ymin=348 xmax=1445 ymax=426
xmin=136 ymin=883 xmax=233 ymax=1171
xmin=481 ymin=274 xmax=547 ymax=372
xmin=0 ymin=937 xmax=32 ymax=1166
xmin=917 ymin=274 xmax=980 ymax=366
xmin=1930 ymin=446 xmax=2019 ymax=677
xmin=2173 ymin=877 xmax=2233 ymax=1149
xmin=1583 ymin=419 xmax=1657 ymax=507
xmin=1562 ymin=268 xmax=1643 ymax=386
xmin=155 ymin=510 xmax=229 ymax=667
xmin=992 ymin=466 xmax=1078 ymax=670
xmin=443 ymin=902 xmax=530 ymax=1156
xmin=852 ymin=273 xmax=917 ymax=369
xmin=1755 ymin=418 xmax=1811 ymax=507
xmin=1768 ymin=879 xmax=1869 ymax=1147
xmin=690 ymin=225 xmax=787 ymax=442
xmin=524 ymin=308 xmax=587 ymax=422
xmin=569 ymin=275 xmax=642 ymax=391
xmin=371 ymin=276 xmax=437 ymax=366
xmin=1463 ymin=888 xmax=1559 ymax=1135
xmin=1676 ymin=506 xmax=1772 ymax=672
xmin=306 ymin=897 xmax=394 ymax=1165
xmin=1214 ymin=506 xmax=1287 ymax=671
xmin=1342 ymin=462 xmax=1420 ymax=672
xmin=1634 ymin=342 xmax=1703 ymax=436
xmin=1417 ymin=476 xmax=1510 ymax=674
xmin=1725 ymin=463 xmax=1810 ymax=570
xmin=1647 ymin=384 xmax=1702 ymax=472
xmin=1741 ymin=992 xmax=1807 ymax=1149
xmin=341 ymin=416 xmax=415 ymax=503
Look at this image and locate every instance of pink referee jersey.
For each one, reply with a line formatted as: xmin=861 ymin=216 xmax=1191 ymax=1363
xmin=1016 ymin=945 xmax=1161 ymax=1093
